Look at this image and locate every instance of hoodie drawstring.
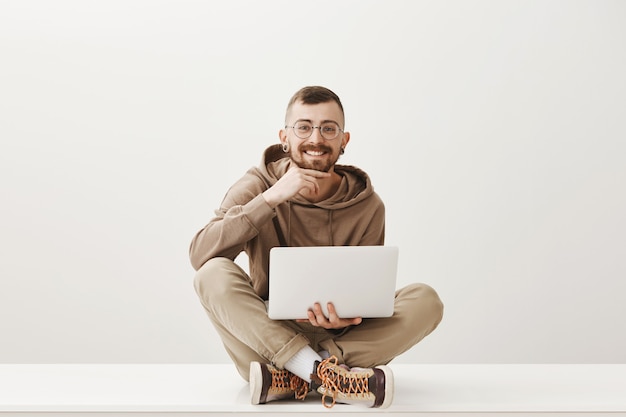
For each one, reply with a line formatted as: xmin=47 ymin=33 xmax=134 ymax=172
xmin=328 ymin=210 xmax=334 ymax=246
xmin=287 ymin=201 xmax=292 ymax=246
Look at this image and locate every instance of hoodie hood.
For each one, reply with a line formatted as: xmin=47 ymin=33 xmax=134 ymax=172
xmin=257 ymin=144 xmax=375 ymax=210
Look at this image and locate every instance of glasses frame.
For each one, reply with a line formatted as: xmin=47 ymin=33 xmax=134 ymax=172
xmin=285 ymin=120 xmax=344 ymax=140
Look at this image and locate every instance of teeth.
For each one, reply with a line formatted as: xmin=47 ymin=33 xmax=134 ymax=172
xmin=306 ymin=151 xmax=324 ymax=156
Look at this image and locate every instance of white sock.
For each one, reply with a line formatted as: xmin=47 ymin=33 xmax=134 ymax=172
xmin=284 ymin=345 xmax=322 ymax=382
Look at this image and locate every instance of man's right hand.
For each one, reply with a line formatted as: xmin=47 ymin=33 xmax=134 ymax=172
xmin=262 ymin=166 xmax=331 ymax=208
xmin=297 ymin=302 xmax=363 ymax=330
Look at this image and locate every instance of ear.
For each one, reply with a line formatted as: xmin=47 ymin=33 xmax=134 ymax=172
xmin=278 ymin=129 xmax=288 ymax=145
xmin=341 ymin=131 xmax=350 ymax=149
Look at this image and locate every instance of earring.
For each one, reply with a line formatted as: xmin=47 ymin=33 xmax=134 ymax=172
xmin=282 ymin=143 xmax=289 ymax=153
xmin=340 ymin=147 xmax=345 ymax=155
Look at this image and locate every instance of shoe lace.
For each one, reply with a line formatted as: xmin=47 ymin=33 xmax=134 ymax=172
xmin=271 ymin=368 xmax=309 ymax=400
xmin=290 ymin=374 xmax=309 ymax=400
xmin=317 ymin=355 xmax=369 ymax=409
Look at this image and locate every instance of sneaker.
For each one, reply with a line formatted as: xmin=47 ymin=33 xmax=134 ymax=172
xmin=249 ymin=361 xmax=310 ymax=404
xmin=311 ymin=356 xmax=394 ymax=409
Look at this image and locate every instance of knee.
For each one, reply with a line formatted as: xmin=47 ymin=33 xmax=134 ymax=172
xmin=193 ymin=257 xmax=244 ymax=304
xmin=399 ymin=283 xmax=444 ymax=325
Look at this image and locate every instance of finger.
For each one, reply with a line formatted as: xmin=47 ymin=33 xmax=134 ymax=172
xmin=302 ymin=177 xmax=320 ymax=195
xmin=306 ymin=309 xmax=318 ymax=326
xmin=288 ymin=166 xmax=330 ymax=179
xmin=328 ymin=303 xmax=362 ymax=327
xmin=351 ymin=317 xmax=363 ymax=325
xmin=327 ymin=302 xmax=340 ymax=322
xmin=312 ymin=303 xmax=330 ymax=325
xmin=289 ymin=170 xmax=319 ymax=196
xmin=297 ymin=167 xmax=332 ymax=177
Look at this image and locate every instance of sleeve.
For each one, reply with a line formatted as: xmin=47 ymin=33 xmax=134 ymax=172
xmin=189 ymin=170 xmax=276 ymax=270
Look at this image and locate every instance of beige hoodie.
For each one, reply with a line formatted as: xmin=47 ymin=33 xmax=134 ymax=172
xmin=189 ymin=144 xmax=385 ymax=300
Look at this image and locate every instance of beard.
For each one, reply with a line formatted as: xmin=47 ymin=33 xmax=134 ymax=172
xmin=290 ymin=143 xmax=339 ymax=172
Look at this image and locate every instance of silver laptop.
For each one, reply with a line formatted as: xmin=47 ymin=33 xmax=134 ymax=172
xmin=267 ymin=246 xmax=399 ymax=320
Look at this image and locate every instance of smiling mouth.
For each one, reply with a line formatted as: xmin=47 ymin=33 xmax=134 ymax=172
xmin=301 ymin=145 xmax=332 ymax=157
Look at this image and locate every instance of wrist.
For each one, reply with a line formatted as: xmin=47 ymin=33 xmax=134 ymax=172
xmin=262 ymin=190 xmax=280 ymax=209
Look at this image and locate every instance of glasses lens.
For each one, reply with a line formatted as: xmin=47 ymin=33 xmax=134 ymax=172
xmin=320 ymin=122 xmax=340 ymax=140
xmin=293 ymin=121 xmax=313 ymax=138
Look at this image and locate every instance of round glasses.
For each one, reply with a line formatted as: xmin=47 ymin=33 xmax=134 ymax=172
xmin=285 ymin=121 xmax=344 ymax=140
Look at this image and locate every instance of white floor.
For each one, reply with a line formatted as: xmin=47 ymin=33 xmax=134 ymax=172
xmin=1 ymin=364 xmax=625 ymax=416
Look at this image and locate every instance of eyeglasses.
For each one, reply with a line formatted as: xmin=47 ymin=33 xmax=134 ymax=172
xmin=285 ymin=121 xmax=344 ymax=140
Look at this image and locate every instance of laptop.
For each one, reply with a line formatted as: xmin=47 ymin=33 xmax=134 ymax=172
xmin=267 ymin=246 xmax=399 ymax=320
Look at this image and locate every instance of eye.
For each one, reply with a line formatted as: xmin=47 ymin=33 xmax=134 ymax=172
xmin=295 ymin=123 xmax=312 ymax=132
xmin=321 ymin=125 xmax=337 ymax=134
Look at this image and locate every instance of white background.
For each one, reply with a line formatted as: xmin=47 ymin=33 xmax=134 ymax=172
xmin=1 ymin=0 xmax=625 ymax=364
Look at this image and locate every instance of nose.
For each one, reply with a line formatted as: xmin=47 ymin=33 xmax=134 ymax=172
xmin=308 ymin=127 xmax=325 ymax=143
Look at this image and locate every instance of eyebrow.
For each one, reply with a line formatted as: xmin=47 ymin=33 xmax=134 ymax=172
xmin=295 ymin=118 xmax=340 ymax=125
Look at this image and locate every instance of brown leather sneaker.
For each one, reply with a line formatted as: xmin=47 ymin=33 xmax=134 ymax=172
xmin=310 ymin=355 xmax=394 ymax=409
xmin=249 ymin=362 xmax=310 ymax=404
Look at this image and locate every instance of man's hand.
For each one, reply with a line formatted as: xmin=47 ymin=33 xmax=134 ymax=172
xmin=297 ymin=302 xmax=363 ymax=330
xmin=262 ymin=166 xmax=331 ymax=208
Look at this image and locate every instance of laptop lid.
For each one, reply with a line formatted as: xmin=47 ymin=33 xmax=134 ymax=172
xmin=267 ymin=246 xmax=399 ymax=320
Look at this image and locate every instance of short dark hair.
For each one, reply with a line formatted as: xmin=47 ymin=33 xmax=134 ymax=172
xmin=285 ymin=86 xmax=345 ymax=125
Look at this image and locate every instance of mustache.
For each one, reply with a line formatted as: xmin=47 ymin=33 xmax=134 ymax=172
xmin=298 ymin=144 xmax=333 ymax=153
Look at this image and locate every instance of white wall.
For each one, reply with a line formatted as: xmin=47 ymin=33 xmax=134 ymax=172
xmin=1 ymin=0 xmax=625 ymax=364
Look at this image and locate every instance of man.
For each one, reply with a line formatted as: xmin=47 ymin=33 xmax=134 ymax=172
xmin=190 ymin=86 xmax=443 ymax=409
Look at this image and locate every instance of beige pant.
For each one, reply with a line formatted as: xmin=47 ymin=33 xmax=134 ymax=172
xmin=194 ymin=257 xmax=444 ymax=381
